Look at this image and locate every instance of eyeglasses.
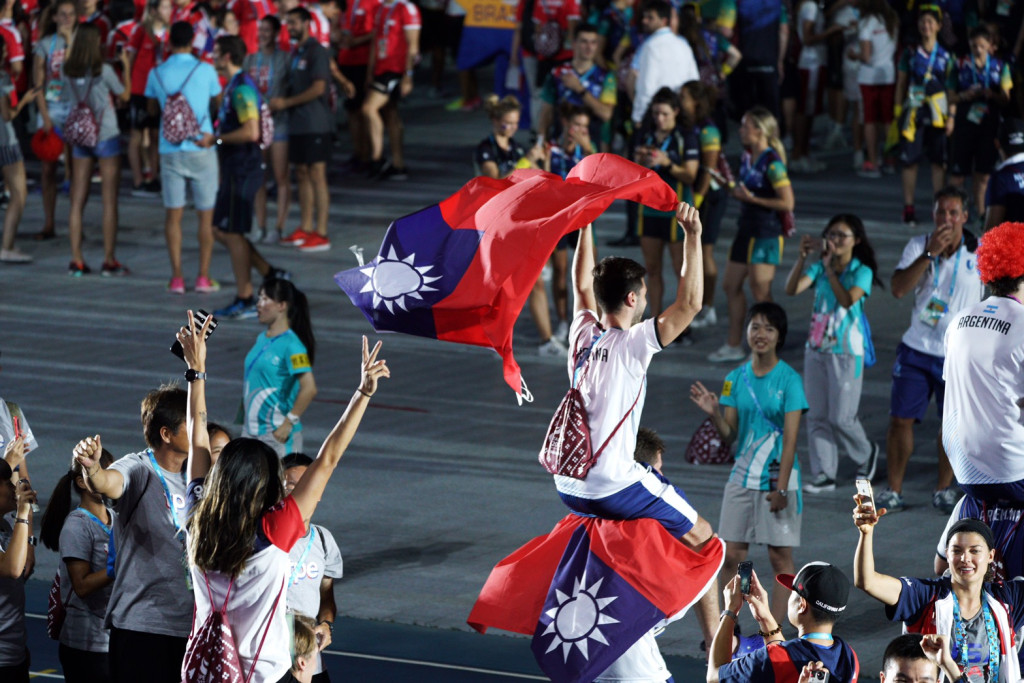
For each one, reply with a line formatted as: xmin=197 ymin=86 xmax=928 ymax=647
xmin=825 ymin=231 xmax=855 ymax=241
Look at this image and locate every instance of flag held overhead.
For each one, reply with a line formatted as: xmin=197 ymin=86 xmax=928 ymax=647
xmin=335 ymin=154 xmax=679 ymax=400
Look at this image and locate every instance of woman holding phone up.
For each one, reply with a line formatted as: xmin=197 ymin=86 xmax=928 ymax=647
xmin=690 ymin=302 xmax=808 ymax=626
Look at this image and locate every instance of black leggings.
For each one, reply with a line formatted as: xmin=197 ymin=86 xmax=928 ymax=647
xmin=59 ymin=643 xmax=110 ymax=683
xmin=108 ymin=627 xmax=187 ymax=683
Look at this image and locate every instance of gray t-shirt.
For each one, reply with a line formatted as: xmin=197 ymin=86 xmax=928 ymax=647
xmin=61 ymin=64 xmax=125 ymax=143
xmin=0 ymin=519 xmax=27 ymax=666
xmin=285 ymin=524 xmax=343 ymax=619
xmin=244 ymin=49 xmax=289 ymax=135
xmin=58 ymin=508 xmax=115 ymax=651
xmin=33 ymin=33 xmax=68 ymax=103
xmin=106 ymin=451 xmax=193 ymax=637
xmin=284 ymin=38 xmax=332 ymax=135
xmin=955 ymin=608 xmax=996 ymax=683
xmin=0 ymin=77 xmax=17 ymax=149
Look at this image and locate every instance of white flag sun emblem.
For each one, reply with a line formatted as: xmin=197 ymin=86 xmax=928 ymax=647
xmin=359 ymin=246 xmax=441 ymax=313
xmin=540 ymin=571 xmax=619 ymax=661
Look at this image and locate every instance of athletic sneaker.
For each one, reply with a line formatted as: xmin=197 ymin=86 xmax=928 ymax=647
xmin=823 ymin=124 xmax=845 ymax=150
xmin=803 ymin=473 xmax=836 ymax=494
xmin=459 ymin=97 xmax=482 ymax=112
xmin=554 ymin=319 xmax=569 ymax=342
xmin=902 ymin=205 xmax=917 ymax=227
xmin=279 ymin=228 xmax=310 ymax=247
xmin=0 ymin=249 xmax=32 ymax=264
xmin=261 ymin=228 xmax=282 ymax=245
xmin=383 ymin=166 xmax=409 ymax=181
xmin=932 ymin=487 xmax=961 ymax=514
xmin=298 ymin=233 xmax=331 ymax=252
xmin=708 ymin=344 xmax=745 ymax=362
xmin=367 ymin=158 xmax=391 ymax=180
xmin=856 ymin=442 xmax=880 ymax=481
xmin=689 ymin=307 xmax=718 ymax=329
xmin=68 ymin=260 xmax=91 ymax=276
xmin=101 ymin=260 xmax=130 ymax=276
xmin=852 ymin=150 xmax=865 ymax=169
xmin=538 ymin=337 xmax=568 ymax=357
xmin=214 ymin=296 xmax=258 ymax=319
xmin=168 ymin=276 xmax=186 ymax=294
xmin=195 ymin=276 xmax=221 ymax=293
xmin=874 ymin=488 xmax=905 ymax=513
xmin=857 ymin=162 xmax=882 ymax=179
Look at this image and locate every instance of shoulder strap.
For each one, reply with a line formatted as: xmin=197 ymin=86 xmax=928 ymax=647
xmin=179 ymin=60 xmax=202 ymax=93
xmin=591 ymin=376 xmax=644 ymax=461
xmin=244 ymin=576 xmax=286 ymax=683
xmin=316 ymin=525 xmax=326 ymax=555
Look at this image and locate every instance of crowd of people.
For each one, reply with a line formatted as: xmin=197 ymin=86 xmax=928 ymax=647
xmin=0 ymin=0 xmax=1023 ymax=680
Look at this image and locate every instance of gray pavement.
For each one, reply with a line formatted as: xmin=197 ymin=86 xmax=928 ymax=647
xmin=1 ymin=73 xmax=963 ymax=680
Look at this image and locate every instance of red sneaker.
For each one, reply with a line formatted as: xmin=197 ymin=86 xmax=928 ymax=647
xmin=279 ymin=228 xmax=310 ymax=247
xmin=298 ymin=233 xmax=331 ymax=253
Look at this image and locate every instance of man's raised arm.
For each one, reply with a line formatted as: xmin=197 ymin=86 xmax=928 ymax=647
xmin=573 ymin=223 xmax=598 ymax=315
xmin=656 ymin=203 xmax=703 ymax=344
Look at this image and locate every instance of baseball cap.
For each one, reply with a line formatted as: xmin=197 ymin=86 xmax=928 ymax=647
xmin=999 ymin=118 xmax=1024 ymax=155
xmin=776 ymin=562 xmax=850 ymax=614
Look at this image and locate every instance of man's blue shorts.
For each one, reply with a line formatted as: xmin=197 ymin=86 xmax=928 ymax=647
xmin=890 ymin=343 xmax=945 ymax=422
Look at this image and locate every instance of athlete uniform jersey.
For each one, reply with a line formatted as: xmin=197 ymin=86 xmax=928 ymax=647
xmin=371 ymin=0 xmax=420 ymax=76
xmin=986 ymin=153 xmax=1024 ymax=223
xmin=338 ymin=0 xmax=380 ymax=66
xmin=554 ymin=309 xmax=662 ymax=500
xmin=517 ymin=0 xmax=580 ymax=61
xmin=127 ymin=25 xmax=169 ymax=95
xmin=949 ymin=55 xmax=1012 ymax=98
xmin=474 ymin=135 xmax=526 ymax=177
xmin=541 ymin=63 xmax=616 ymax=111
xmin=243 ymin=330 xmax=313 ymax=443
xmin=81 ymin=11 xmax=112 ymax=43
xmin=107 ymin=19 xmax=137 ymax=64
xmin=719 ymin=637 xmax=860 ymax=683
xmin=897 ymin=43 xmax=954 ymax=126
xmin=943 ymin=296 xmax=1024 ymax=486
xmin=0 ymin=19 xmax=25 ymax=70
xmin=737 ymin=148 xmax=789 ymax=238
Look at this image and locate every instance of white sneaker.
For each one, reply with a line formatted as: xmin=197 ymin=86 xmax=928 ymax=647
xmin=538 ymin=337 xmax=568 ymax=357
xmin=261 ymin=229 xmax=282 ymax=245
xmin=554 ymin=319 xmax=569 ymax=342
xmin=852 ymin=150 xmax=865 ymax=169
xmin=689 ymin=307 xmax=717 ymax=329
xmin=824 ymin=126 xmax=845 ymax=150
xmin=803 ymin=473 xmax=837 ymax=493
xmin=708 ymin=344 xmax=745 ymax=363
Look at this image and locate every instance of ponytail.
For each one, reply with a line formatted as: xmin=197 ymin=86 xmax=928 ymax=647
xmin=263 ymin=278 xmax=316 ymax=364
xmin=769 ymin=136 xmax=787 ymax=166
xmin=40 ymin=472 xmax=75 ymax=551
xmin=745 ymin=106 xmax=786 ymax=165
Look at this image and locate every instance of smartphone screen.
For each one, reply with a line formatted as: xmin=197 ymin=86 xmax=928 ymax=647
xmin=855 ymin=478 xmax=875 ymax=512
xmin=738 ymin=561 xmax=753 ymax=595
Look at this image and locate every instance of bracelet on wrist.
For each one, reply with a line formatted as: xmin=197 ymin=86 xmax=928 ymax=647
xmin=15 ymin=518 xmax=30 ymax=525
xmin=720 ymin=609 xmax=738 ymax=622
xmin=757 ymin=625 xmax=783 ymax=638
xmin=358 ymin=388 xmax=374 ymax=398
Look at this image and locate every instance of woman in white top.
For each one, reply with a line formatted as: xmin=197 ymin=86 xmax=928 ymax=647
xmin=851 ymin=0 xmax=898 ymax=177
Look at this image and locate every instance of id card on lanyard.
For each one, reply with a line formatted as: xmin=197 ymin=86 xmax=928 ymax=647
xmin=146 ymin=449 xmax=192 ymax=591
xmin=918 ymin=236 xmax=962 ymax=328
xmin=377 ymin=2 xmax=399 ymax=60
xmin=45 ymin=36 xmax=64 ymax=102
xmin=966 ymin=56 xmax=991 ymax=124
xmin=908 ymin=44 xmax=937 ymax=108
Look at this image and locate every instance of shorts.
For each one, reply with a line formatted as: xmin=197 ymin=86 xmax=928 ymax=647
xmin=160 ymin=148 xmax=219 ymax=210
xmin=798 ymin=67 xmax=826 ymax=116
xmin=948 ymin=111 xmax=999 ymax=176
xmin=288 ymin=133 xmax=332 ymax=165
xmin=959 ymin=481 xmax=1024 ymax=506
xmin=860 ymin=83 xmax=894 ymax=125
xmin=898 ymin=113 xmax=946 ymax=167
xmin=729 ymin=229 xmax=783 ymax=265
xmin=129 ymin=93 xmax=158 ymax=129
xmin=889 ymin=342 xmax=945 ymax=421
xmin=370 ymin=71 xmax=404 ymax=98
xmin=718 ymin=479 xmax=801 ymax=547
xmin=637 ymin=211 xmax=682 ymax=242
xmin=214 ymin=156 xmax=264 ymax=233
xmin=0 ymin=143 xmax=23 ymax=166
xmin=699 ymin=186 xmax=727 ymax=246
xmin=557 ymin=469 xmax=699 ymax=539
xmin=72 ymin=136 xmax=121 ymax=159
xmin=340 ymin=63 xmax=368 ymax=112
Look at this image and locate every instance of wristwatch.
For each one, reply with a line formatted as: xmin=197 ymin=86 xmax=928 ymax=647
xmin=318 ymin=620 xmax=334 ymax=637
xmin=184 ymin=369 xmax=207 ymax=382
xmin=286 ymin=412 xmax=300 ymax=425
xmin=776 ymin=489 xmax=788 ymax=497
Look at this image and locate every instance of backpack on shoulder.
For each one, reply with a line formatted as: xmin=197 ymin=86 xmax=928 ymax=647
xmin=181 ymin=573 xmax=285 ymax=683
xmin=46 ymin=570 xmax=72 ymax=640
xmin=63 ymin=79 xmax=100 ymax=149
xmin=155 ymin=62 xmax=204 ymax=145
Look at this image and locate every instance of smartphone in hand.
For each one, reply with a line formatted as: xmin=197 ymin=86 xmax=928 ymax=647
xmin=855 ymin=478 xmax=875 ymax=512
xmin=170 ymin=309 xmax=218 ymax=362
xmin=738 ymin=561 xmax=753 ymax=595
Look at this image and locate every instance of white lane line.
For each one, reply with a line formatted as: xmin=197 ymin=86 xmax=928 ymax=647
xmin=321 ymin=650 xmax=546 ymax=680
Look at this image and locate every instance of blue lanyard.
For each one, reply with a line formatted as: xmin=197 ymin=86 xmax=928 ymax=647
xmin=77 ymin=507 xmax=111 ymax=535
xmin=287 ymin=529 xmax=316 ymax=587
xmin=922 ymin=42 xmax=938 ymax=81
xmin=146 ymin=449 xmax=181 ymax=532
xmin=951 ymin=591 xmax=1000 ymax=683
xmin=930 ymin=236 xmax=963 ymax=301
xmin=801 ymin=632 xmax=834 ymax=642
xmin=740 ymin=364 xmax=783 ymax=434
xmin=971 ymin=55 xmax=991 ymax=88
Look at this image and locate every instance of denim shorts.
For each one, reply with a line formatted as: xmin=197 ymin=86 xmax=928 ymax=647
xmin=72 ymin=136 xmax=121 ymax=160
xmin=161 ymin=149 xmax=219 ymax=210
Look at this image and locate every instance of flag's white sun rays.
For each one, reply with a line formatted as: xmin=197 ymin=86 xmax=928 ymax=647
xmin=359 ymin=246 xmax=441 ymax=313
xmin=540 ymin=571 xmax=619 ymax=662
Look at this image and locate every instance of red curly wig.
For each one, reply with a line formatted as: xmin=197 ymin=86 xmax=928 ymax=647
xmin=977 ymin=222 xmax=1024 ymax=285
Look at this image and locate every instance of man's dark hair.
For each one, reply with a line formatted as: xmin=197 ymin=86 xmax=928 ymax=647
xmin=216 ymin=35 xmax=247 ymax=67
xmin=141 ymin=384 xmax=187 ymax=450
xmin=573 ymin=22 xmax=599 ymax=39
xmin=169 ymin=20 xmax=195 ymax=48
xmin=282 ymin=452 xmax=314 ymax=470
xmin=634 ymin=428 xmax=665 ymax=465
xmin=593 ymin=257 xmax=646 ymax=314
xmin=881 ymin=634 xmax=934 ymax=674
xmin=288 ymin=6 xmax=312 ymax=23
xmin=640 ymin=0 xmax=672 ymax=22
xmin=261 ymin=14 xmax=281 ymax=34
xmin=934 ymin=184 xmax=968 ymax=210
xmin=968 ymin=25 xmax=993 ymax=42
xmin=745 ymin=302 xmax=788 ymax=350
xmin=808 ymin=604 xmax=840 ymax=626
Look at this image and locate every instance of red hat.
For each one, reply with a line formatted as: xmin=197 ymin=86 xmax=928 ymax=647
xmin=31 ymin=128 xmax=64 ymax=163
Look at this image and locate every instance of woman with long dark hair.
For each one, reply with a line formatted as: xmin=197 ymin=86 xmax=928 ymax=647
xmin=39 ymin=449 xmax=115 ymax=683
xmin=243 ymin=277 xmax=318 ymax=456
xmin=784 ymin=213 xmax=882 ymax=494
xmin=174 ymin=311 xmax=388 ymax=681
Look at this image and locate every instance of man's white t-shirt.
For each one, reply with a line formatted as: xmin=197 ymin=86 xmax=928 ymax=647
xmin=896 ymin=234 xmax=984 ymax=358
xmin=942 ymin=296 xmax=1024 ymax=485
xmin=594 ymin=630 xmax=672 ymax=682
xmin=554 ymin=310 xmax=662 ymax=499
xmin=797 ymin=0 xmax=826 ymax=70
xmin=857 ymin=14 xmax=896 ymax=85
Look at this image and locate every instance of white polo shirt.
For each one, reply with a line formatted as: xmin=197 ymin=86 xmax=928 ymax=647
xmin=897 ymin=234 xmax=984 ymax=357
xmin=942 ymin=296 xmax=1024 ymax=485
xmin=554 ymin=310 xmax=662 ymax=499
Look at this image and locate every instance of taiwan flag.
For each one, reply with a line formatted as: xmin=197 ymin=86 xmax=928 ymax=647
xmin=468 ymin=515 xmax=724 ymax=683
xmin=334 ymin=154 xmax=679 ymax=400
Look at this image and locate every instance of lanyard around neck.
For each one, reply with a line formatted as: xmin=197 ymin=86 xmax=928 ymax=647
xmin=951 ymin=590 xmax=1000 ymax=683
xmin=287 ymin=529 xmax=316 ymax=587
xmin=77 ymin=507 xmax=112 ymax=535
xmin=930 ymin=236 xmax=963 ymax=301
xmin=147 ymin=449 xmax=181 ymax=532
